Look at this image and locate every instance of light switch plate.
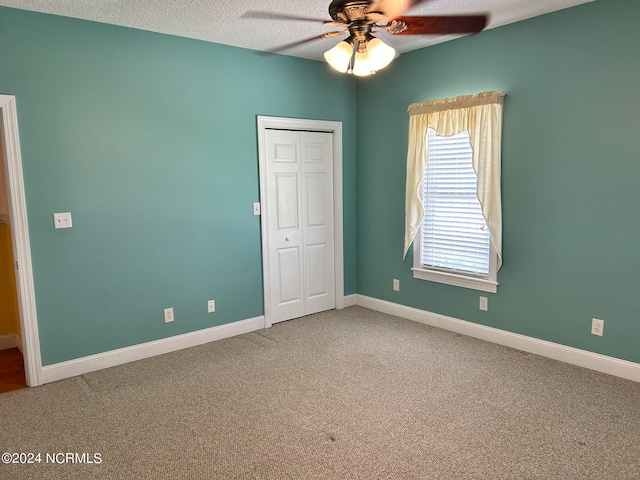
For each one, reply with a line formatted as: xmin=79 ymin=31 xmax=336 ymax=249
xmin=53 ymin=212 xmax=73 ymax=229
xmin=253 ymin=202 xmax=261 ymax=215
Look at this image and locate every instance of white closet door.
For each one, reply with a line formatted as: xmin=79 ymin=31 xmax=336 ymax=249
xmin=265 ymin=129 xmax=334 ymax=323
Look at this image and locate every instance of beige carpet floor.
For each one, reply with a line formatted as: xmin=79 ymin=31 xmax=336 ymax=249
xmin=1 ymin=306 xmax=639 ymax=479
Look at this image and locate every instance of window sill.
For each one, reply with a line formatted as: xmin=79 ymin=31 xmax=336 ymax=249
xmin=412 ymin=268 xmax=498 ymax=293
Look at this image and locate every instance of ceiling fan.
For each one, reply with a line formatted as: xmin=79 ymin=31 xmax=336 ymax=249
xmin=244 ymin=0 xmax=488 ymax=76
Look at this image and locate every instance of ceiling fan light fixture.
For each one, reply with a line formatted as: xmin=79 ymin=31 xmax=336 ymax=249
xmin=324 ymin=40 xmax=354 ymax=73
xmin=325 ymin=35 xmax=396 ymax=77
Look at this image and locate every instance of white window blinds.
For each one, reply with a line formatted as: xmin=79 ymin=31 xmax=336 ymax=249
xmin=422 ymin=129 xmax=491 ymax=277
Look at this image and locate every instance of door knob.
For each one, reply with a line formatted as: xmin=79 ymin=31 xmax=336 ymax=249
xmin=285 ymin=235 xmax=291 ymax=242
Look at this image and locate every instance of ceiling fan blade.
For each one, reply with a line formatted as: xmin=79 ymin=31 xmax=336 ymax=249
xmin=367 ymin=0 xmax=431 ymax=20
xmin=390 ymin=15 xmax=488 ymax=35
xmin=258 ymin=34 xmax=336 ymax=56
xmin=242 ymin=10 xmax=328 ymax=24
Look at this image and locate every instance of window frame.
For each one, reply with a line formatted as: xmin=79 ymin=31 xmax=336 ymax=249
xmin=411 ymin=129 xmax=499 ymax=294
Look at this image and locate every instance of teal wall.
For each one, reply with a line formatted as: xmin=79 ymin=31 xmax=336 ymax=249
xmin=356 ymin=0 xmax=640 ymax=363
xmin=0 ymin=7 xmax=357 ymax=365
xmin=3 ymin=0 xmax=640 ymax=368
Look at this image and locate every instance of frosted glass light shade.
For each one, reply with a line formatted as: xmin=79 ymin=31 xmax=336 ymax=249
xmin=352 ymin=51 xmax=374 ymax=76
xmin=367 ymin=38 xmax=396 ymax=71
xmin=324 ymin=36 xmax=396 ymax=76
xmin=324 ymin=41 xmax=353 ymax=73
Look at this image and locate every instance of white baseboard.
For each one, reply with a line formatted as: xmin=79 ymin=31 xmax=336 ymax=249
xmin=356 ymin=294 xmax=640 ymax=383
xmin=35 ymin=297 xmax=640 ymax=386
xmin=41 ymin=316 xmax=265 ymax=384
xmin=343 ymin=294 xmax=357 ymax=307
xmin=0 ymin=333 xmax=20 ymax=351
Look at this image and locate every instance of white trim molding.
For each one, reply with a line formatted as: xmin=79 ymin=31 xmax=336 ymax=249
xmin=355 ymin=295 xmax=640 ymax=383
xmin=343 ymin=294 xmax=357 ymax=307
xmin=412 ymin=267 xmax=498 ymax=293
xmin=0 ymin=95 xmax=43 ymax=387
xmin=41 ymin=316 xmax=264 ymax=384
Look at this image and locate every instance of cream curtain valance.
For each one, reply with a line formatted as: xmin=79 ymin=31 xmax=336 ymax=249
xmin=404 ymin=91 xmax=505 ymax=269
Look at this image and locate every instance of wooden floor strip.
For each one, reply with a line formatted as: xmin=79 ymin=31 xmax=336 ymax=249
xmin=0 ymin=348 xmax=27 ymax=393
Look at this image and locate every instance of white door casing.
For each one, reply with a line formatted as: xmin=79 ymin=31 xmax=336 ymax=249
xmin=257 ymin=116 xmax=344 ymax=328
xmin=0 ymin=95 xmax=42 ymax=386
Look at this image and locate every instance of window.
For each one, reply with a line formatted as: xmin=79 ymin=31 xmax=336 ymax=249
xmin=412 ymin=129 xmax=498 ymax=292
xmin=404 ymin=92 xmax=504 ymax=293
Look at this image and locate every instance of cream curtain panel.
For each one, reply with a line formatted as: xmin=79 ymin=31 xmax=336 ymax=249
xmin=404 ymin=91 xmax=505 ymax=268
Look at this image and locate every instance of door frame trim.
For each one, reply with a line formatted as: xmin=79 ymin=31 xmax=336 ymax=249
xmin=0 ymin=95 xmax=43 ymax=386
xmin=257 ymin=116 xmax=344 ymax=328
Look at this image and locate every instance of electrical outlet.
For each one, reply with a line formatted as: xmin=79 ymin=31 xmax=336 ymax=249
xmin=164 ymin=307 xmax=174 ymax=323
xmin=591 ymin=318 xmax=604 ymax=336
xmin=479 ymin=296 xmax=488 ymax=311
xmin=207 ymin=300 xmax=216 ymax=313
xmin=393 ymin=279 xmax=400 ymax=291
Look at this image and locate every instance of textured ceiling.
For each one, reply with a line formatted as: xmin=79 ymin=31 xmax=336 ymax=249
xmin=0 ymin=0 xmax=593 ymax=61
